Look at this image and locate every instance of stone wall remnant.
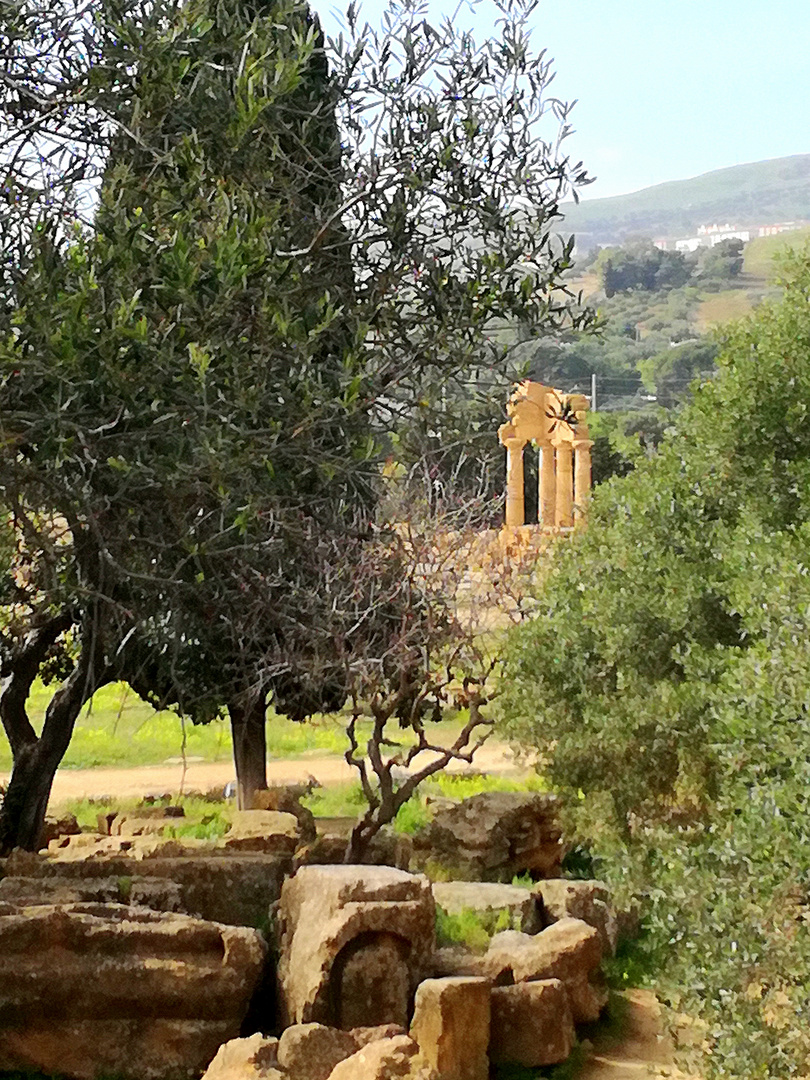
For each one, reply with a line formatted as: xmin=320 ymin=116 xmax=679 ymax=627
xmin=483 ymin=918 xmax=606 ymax=1022
xmin=533 ymin=878 xmax=619 ymax=956
xmin=410 ymin=976 xmax=491 ymax=1080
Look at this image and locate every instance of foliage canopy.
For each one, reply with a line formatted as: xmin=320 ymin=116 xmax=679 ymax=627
xmin=500 ymin=247 xmax=810 ymax=1077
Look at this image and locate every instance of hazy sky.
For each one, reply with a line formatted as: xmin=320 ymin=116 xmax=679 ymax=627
xmin=319 ymin=0 xmax=810 ymax=201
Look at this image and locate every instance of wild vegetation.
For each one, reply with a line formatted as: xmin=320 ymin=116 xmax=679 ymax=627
xmin=0 ymin=0 xmax=593 ymax=854
xmin=500 ymin=246 xmax=810 ymax=1078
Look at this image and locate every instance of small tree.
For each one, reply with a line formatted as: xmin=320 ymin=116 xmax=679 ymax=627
xmin=0 ymin=0 xmax=594 ymax=852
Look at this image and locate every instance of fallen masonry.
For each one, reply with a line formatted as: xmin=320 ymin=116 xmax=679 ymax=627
xmin=0 ymin=788 xmax=624 ymax=1079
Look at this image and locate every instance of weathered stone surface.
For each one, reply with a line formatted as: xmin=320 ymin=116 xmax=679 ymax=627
xmin=224 ymin=811 xmax=300 ymax=854
xmin=294 ymin=825 xmax=412 ymax=871
xmin=276 ymin=866 xmax=435 ymax=1028
xmin=432 ymin=881 xmax=541 ymax=933
xmin=412 ymin=792 xmax=562 ymax=881
xmin=333 ymin=931 xmax=411 ymax=1029
xmin=349 ymin=1024 xmax=407 ymax=1048
xmin=534 ymin=878 xmax=618 ymax=956
xmin=40 ymin=812 xmax=81 ymax=848
xmin=431 ymin=946 xmax=488 ymax=979
xmin=0 ymin=874 xmax=183 ymax=912
xmin=0 ymin=902 xmax=267 ymax=1080
xmin=489 ymin=980 xmax=574 ymax=1067
xmin=46 ymin=833 xmax=210 ymax=859
xmin=410 ymin=977 xmax=490 ymax=1080
xmin=327 ymin=1036 xmax=418 ymax=1080
xmin=201 ymin=1034 xmax=280 ymax=1080
xmin=0 ymin=849 xmax=291 ymax=926
xmin=484 ymin=918 xmax=606 ymax=1022
xmin=277 ymin=1024 xmax=358 ymax=1080
xmin=253 ymin=786 xmax=318 ymax=843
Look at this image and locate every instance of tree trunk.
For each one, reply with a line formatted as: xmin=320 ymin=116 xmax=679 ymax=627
xmin=0 ymin=614 xmax=107 ymax=856
xmin=0 ymin=742 xmax=61 ymax=854
xmin=229 ymin=691 xmax=268 ymax=810
xmin=0 ymin=684 xmax=87 ymax=856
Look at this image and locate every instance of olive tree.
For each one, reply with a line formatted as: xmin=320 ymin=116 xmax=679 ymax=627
xmin=0 ymin=0 xmax=593 ymax=852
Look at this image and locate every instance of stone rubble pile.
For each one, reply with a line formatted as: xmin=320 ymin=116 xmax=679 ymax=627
xmin=0 ymin=787 xmax=625 ymax=1080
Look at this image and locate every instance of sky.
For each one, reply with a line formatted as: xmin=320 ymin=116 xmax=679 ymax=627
xmin=318 ymin=0 xmax=810 ymax=201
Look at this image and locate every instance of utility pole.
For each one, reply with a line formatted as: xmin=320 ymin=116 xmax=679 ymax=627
xmin=591 ymin=373 xmax=597 ymax=413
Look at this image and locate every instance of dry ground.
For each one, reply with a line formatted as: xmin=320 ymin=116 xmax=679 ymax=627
xmin=0 ymin=739 xmax=529 ymax=808
xmin=578 ymin=990 xmax=698 ymax=1079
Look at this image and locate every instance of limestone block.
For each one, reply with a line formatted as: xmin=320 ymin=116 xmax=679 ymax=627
xmin=277 ymin=1024 xmax=358 ymax=1080
xmin=432 ymin=881 xmax=541 ymax=933
xmin=431 ymin=947 xmax=488 ymax=979
xmin=484 ymin=918 xmax=606 ymax=1022
xmin=326 ymin=1036 xmax=418 ymax=1080
xmin=410 ymin=977 xmax=491 ymax=1080
xmin=333 ymin=931 xmax=411 ymax=1028
xmin=201 ymin=1034 xmax=281 ymax=1080
xmin=0 ymin=902 xmax=267 ymax=1080
xmin=40 ymin=812 xmax=81 ymax=848
xmin=412 ymin=792 xmax=562 ymax=881
xmin=489 ymin=980 xmax=574 ymax=1067
xmin=224 ymin=811 xmax=299 ymax=854
xmin=0 ymin=848 xmax=292 ymax=926
xmin=533 ymin=878 xmax=618 ymax=956
xmin=349 ymin=1025 xmax=407 ymax=1047
xmin=276 ymin=866 xmax=435 ymax=1027
xmin=111 ymin=816 xmax=173 ymax=836
xmin=252 ymin=786 xmax=318 ymax=843
xmin=0 ymin=874 xmax=183 ymax=912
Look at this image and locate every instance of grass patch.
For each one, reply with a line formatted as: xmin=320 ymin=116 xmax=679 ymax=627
xmin=0 ymin=681 xmax=354 ymax=772
xmin=425 ymin=771 xmax=547 ymax=801
xmin=743 ymin=228 xmax=810 ymax=280
xmin=299 ymin=771 xmax=546 ymax=835
xmin=302 ymin=781 xmax=367 ymax=818
xmin=435 ymin=905 xmax=523 ymax=952
xmin=695 ymin=287 xmax=756 ymax=330
xmin=58 ymin=792 xmax=233 ymax=839
xmin=0 ymin=683 xmax=480 ymax=773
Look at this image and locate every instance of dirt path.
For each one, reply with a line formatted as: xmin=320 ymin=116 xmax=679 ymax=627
xmin=577 ymin=990 xmax=698 ymax=1080
xmin=0 ymin=740 xmax=530 ymax=808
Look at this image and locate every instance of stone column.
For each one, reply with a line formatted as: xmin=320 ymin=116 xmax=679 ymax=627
xmin=504 ymin=439 xmax=526 ymax=527
xmin=554 ymin=445 xmax=573 ymax=528
xmin=573 ymin=439 xmax=593 ymax=522
xmin=539 ymin=446 xmax=556 ymax=527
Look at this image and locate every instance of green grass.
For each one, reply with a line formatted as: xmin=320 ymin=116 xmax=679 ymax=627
xmin=742 ymin=227 xmax=810 ymax=280
xmin=0 ymin=682 xmax=484 ymax=774
xmin=0 ymin=680 xmax=354 ymax=772
xmin=302 ymin=781 xmax=368 ymax=818
xmin=435 ymin=905 xmax=523 ymax=952
xmin=301 ymin=772 xmax=547 ymax=838
xmin=59 ymin=793 xmax=234 ymax=839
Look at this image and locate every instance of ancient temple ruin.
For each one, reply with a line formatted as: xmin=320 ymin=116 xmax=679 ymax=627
xmin=498 ymin=381 xmax=592 ymax=529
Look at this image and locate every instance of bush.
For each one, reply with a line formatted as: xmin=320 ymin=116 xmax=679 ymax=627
xmin=498 ymin=249 xmax=810 ymax=1077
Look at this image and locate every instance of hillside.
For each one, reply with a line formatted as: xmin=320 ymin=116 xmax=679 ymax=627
xmin=560 ymin=154 xmax=810 ymax=248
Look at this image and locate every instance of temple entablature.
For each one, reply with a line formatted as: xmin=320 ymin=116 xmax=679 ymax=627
xmin=497 ymin=380 xmax=592 ymax=530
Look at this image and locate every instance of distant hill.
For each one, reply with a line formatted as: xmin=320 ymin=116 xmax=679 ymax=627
xmin=560 ymin=154 xmax=810 ymax=249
